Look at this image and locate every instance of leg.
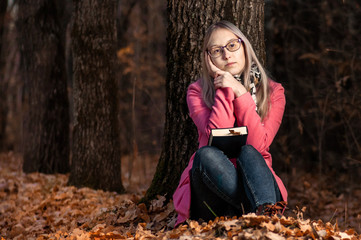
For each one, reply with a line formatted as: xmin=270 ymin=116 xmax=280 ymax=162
xmin=236 ymin=145 xmax=282 ymax=212
xmin=190 ymin=146 xmax=241 ymax=221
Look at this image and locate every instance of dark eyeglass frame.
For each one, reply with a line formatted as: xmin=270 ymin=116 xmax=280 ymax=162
xmin=207 ymin=38 xmax=243 ymax=58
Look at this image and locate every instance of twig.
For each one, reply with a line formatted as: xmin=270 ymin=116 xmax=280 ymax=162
xmin=345 ymin=157 xmax=361 ymax=164
xmin=241 ymin=203 xmax=245 ymax=215
xmin=329 ymin=209 xmax=338 ymax=223
xmin=342 ymin=115 xmax=361 ymax=156
xmin=345 ymin=202 xmax=348 ymax=229
xmin=203 ymin=201 xmax=218 ymax=218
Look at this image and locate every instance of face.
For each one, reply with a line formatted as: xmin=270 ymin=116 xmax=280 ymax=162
xmin=207 ymin=28 xmax=246 ymax=76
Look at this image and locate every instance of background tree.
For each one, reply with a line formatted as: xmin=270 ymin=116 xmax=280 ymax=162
xmin=0 ymin=1 xmax=7 ymax=151
xmin=68 ymin=0 xmax=124 ymax=193
xmin=16 ymin=0 xmax=70 ymax=173
xmin=143 ymin=0 xmax=266 ymax=202
xmin=116 ymin=0 xmax=166 ymax=186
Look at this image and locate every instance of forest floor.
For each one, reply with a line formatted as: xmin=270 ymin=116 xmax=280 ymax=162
xmin=0 ymin=151 xmax=360 ymax=239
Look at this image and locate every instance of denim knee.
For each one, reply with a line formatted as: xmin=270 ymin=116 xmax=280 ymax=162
xmin=237 ymin=145 xmax=263 ymax=166
xmin=193 ymin=146 xmax=224 ymax=169
xmin=192 ymin=146 xmax=239 ymax=199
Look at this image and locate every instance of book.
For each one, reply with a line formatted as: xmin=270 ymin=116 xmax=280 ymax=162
xmin=208 ymin=126 xmax=248 ymax=158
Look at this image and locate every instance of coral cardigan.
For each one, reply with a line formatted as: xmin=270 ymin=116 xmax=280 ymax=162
xmin=173 ymin=79 xmax=288 ymax=226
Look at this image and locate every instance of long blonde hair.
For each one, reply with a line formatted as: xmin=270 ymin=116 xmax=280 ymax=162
xmin=201 ymin=20 xmax=270 ymax=120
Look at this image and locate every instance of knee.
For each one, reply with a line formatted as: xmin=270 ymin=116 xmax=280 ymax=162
xmin=194 ymin=146 xmax=224 ymax=168
xmin=195 ymin=146 xmax=219 ymax=160
xmin=240 ymin=145 xmax=259 ymax=156
xmin=237 ymin=145 xmax=263 ymax=165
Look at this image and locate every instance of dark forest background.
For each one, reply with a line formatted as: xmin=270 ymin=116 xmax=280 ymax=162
xmin=0 ymin=0 xmax=360 ymax=188
xmin=266 ymin=0 xmax=361 ymax=181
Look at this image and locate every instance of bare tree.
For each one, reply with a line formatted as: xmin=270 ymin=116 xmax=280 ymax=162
xmin=143 ymin=0 xmax=266 ymax=202
xmin=68 ymin=0 xmax=124 ymax=193
xmin=17 ymin=0 xmax=70 ymax=173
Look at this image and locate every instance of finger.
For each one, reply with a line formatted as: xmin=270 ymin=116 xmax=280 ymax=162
xmin=214 ymin=76 xmax=223 ymax=87
xmin=206 ymin=54 xmax=225 ymax=78
xmin=205 ymin=52 xmax=216 ymax=76
xmin=206 ymin=54 xmax=221 ymax=73
xmin=214 ymin=80 xmax=221 ymax=89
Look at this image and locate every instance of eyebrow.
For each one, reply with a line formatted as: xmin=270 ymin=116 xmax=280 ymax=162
xmin=208 ymin=38 xmax=239 ymax=48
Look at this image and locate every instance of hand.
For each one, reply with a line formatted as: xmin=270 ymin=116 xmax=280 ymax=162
xmin=205 ymin=53 xmax=247 ymax=97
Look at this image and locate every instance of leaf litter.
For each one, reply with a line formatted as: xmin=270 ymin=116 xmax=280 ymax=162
xmin=0 ymin=152 xmax=360 ymax=239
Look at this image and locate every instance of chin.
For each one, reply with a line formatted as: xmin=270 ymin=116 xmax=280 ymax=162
xmin=229 ymin=69 xmax=242 ymax=76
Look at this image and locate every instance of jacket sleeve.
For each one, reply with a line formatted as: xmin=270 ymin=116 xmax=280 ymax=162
xmin=233 ymin=83 xmax=285 ymax=154
xmin=187 ymin=82 xmax=236 ymax=139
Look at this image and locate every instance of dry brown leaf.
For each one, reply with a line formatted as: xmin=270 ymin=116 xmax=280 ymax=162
xmin=265 ymin=231 xmax=286 ymax=240
xmin=117 ymin=208 xmax=138 ymax=224
xmin=222 ymin=219 xmax=239 ymax=231
xmin=134 ymin=223 xmax=156 ymax=239
xmin=92 ymin=223 xmax=107 ymax=233
xmin=1 ymin=153 xmax=360 ymax=240
xmin=259 ymin=222 xmax=276 ymax=232
xmin=70 ymin=228 xmax=90 ymax=239
xmin=152 ymin=201 xmax=174 ymax=222
xmin=149 ymin=195 xmax=166 ymax=212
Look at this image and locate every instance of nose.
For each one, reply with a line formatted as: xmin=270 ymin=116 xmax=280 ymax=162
xmin=222 ymin=48 xmax=232 ymax=59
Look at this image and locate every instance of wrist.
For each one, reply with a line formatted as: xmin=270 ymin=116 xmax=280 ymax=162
xmin=234 ymin=88 xmax=247 ymax=98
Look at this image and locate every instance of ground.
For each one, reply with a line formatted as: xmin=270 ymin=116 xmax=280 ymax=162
xmin=0 ymin=152 xmax=360 ymax=239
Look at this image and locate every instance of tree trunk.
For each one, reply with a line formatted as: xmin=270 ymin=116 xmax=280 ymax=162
xmin=0 ymin=0 xmax=7 ymax=151
xmin=68 ymin=0 xmax=124 ymax=193
xmin=17 ymin=0 xmax=70 ymax=173
xmin=143 ymin=0 xmax=265 ymax=202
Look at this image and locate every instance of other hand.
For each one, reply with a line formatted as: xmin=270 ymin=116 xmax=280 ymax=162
xmin=205 ymin=52 xmax=247 ymax=97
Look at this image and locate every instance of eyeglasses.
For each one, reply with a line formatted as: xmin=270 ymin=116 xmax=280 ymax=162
xmin=207 ymin=38 xmax=243 ymax=58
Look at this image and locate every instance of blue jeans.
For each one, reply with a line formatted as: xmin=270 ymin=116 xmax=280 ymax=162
xmin=190 ymin=145 xmax=281 ymax=221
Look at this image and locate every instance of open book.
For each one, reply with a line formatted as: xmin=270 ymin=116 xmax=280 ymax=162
xmin=208 ymin=126 xmax=248 ymax=158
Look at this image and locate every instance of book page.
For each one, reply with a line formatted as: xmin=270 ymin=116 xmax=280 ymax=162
xmin=211 ymin=127 xmax=247 ymax=136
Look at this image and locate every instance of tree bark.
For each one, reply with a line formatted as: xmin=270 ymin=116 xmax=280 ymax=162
xmin=143 ymin=0 xmax=265 ymax=202
xmin=17 ymin=0 xmax=70 ymax=173
xmin=0 ymin=0 xmax=7 ymax=151
xmin=68 ymin=0 xmax=124 ymax=193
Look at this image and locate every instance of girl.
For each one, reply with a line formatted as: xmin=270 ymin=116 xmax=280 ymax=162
xmin=173 ymin=20 xmax=287 ymax=225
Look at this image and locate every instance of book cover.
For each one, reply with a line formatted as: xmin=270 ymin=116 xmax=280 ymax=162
xmin=208 ymin=126 xmax=248 ymax=158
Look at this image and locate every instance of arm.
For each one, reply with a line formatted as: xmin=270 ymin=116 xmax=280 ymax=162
xmin=187 ymin=81 xmax=236 ymax=138
xmin=233 ymin=82 xmax=285 ymax=153
xmin=187 ymin=53 xmax=248 ymax=138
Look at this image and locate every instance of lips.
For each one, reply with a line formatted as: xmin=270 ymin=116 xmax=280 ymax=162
xmin=225 ymin=62 xmax=236 ymax=67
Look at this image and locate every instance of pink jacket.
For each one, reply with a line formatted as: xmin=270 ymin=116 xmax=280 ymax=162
xmin=173 ymin=79 xmax=288 ymax=226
